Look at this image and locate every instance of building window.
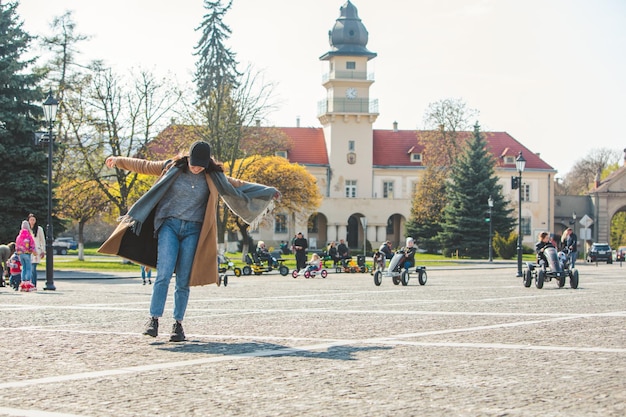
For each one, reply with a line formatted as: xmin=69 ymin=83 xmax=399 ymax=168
xmin=522 ymin=183 xmax=530 ymax=202
xmin=346 ymin=61 xmax=355 ymax=70
xmin=410 ymin=153 xmax=422 ymax=162
xmin=275 ymin=150 xmax=287 ymax=159
xmin=345 ymin=180 xmax=357 ymax=198
xmin=504 ymin=156 xmax=515 ymax=164
xmin=383 ymin=181 xmax=394 ymax=198
xmin=348 ymin=140 xmax=355 ymax=152
xmin=274 ymin=214 xmax=287 ymax=233
xmin=521 ymin=217 xmax=531 ymax=236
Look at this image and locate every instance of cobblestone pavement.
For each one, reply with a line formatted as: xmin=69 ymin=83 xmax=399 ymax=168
xmin=0 ymin=263 xmax=624 ymax=417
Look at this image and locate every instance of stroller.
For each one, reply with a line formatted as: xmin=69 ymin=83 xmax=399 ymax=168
xmin=373 ymin=250 xmax=427 ymax=287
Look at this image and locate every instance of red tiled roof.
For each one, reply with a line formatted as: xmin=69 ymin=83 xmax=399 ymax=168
xmin=279 ymin=127 xmax=328 ymax=165
xmin=373 ymin=129 xmax=423 ymax=166
xmin=276 ymin=127 xmax=554 ymax=171
xmin=155 ymin=125 xmax=554 ymax=171
xmin=483 ymin=131 xmax=554 ymax=170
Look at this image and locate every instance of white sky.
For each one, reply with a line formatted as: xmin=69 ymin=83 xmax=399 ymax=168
xmin=17 ymin=0 xmax=626 ymax=177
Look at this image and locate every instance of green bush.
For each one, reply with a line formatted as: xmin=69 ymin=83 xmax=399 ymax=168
xmin=493 ymin=231 xmax=517 ymax=259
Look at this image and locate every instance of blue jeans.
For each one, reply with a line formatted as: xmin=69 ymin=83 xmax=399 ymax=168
xmin=150 ymin=218 xmax=201 ymax=322
xmin=31 ymin=263 xmax=38 ymax=286
xmin=19 ymin=254 xmax=32 ymax=283
xmin=569 ymin=251 xmax=577 ymax=268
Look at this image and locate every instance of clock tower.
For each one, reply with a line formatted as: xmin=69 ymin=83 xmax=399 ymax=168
xmin=318 ymin=0 xmax=378 ymax=199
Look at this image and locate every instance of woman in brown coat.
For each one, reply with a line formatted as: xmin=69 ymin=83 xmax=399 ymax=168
xmin=100 ymin=141 xmax=279 ymax=342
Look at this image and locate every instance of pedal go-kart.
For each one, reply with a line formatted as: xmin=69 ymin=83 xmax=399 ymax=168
xmin=523 ymin=246 xmax=579 ymax=289
xmin=373 ymin=251 xmax=427 ymax=286
xmin=242 ymin=252 xmax=290 ymax=276
xmin=291 ymin=263 xmax=328 ymax=279
xmin=217 ymin=254 xmax=242 ymax=287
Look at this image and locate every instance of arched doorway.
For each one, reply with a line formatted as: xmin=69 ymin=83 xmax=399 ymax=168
xmin=386 ymin=214 xmax=405 ymax=249
xmin=307 ymin=212 xmax=328 ymax=250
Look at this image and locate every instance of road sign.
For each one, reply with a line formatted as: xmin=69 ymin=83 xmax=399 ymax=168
xmin=579 ymin=214 xmax=593 ymax=228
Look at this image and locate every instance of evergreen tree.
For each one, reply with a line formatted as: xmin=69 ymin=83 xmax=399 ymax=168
xmin=406 ymin=98 xmax=477 ymax=252
xmin=438 ymin=122 xmax=515 ymax=258
xmin=0 ymin=2 xmax=47 ymax=243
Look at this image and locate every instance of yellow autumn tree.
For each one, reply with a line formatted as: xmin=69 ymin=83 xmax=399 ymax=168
xmin=55 ymin=179 xmax=110 ymax=260
xmin=225 ymin=155 xmax=322 ymax=256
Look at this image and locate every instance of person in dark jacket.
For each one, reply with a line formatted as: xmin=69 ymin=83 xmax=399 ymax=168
xmin=535 ymin=231 xmax=552 ymax=266
xmin=561 ymin=228 xmax=578 ymax=268
xmin=293 ymin=232 xmax=308 ymax=271
xmin=337 ymin=239 xmax=350 ymax=267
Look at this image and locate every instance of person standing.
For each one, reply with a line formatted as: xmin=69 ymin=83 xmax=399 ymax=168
xmin=293 ymin=232 xmax=308 ymax=271
xmin=27 ymin=214 xmax=46 ymax=288
xmin=0 ymin=242 xmax=16 ymax=287
xmin=562 ymin=227 xmax=578 ymax=268
xmin=99 ymin=141 xmax=279 ymax=342
xmin=15 ymin=221 xmax=35 ymax=289
xmin=141 ymin=265 xmax=152 ymax=285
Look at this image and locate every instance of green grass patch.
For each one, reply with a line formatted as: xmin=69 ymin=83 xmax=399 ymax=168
xmin=49 ymin=248 xmax=532 ymax=272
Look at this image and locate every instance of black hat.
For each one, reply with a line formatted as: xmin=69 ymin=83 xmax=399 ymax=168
xmin=189 ymin=141 xmax=211 ymax=168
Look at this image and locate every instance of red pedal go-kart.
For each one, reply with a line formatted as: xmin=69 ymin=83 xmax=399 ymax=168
xmin=292 ymin=263 xmax=328 ymax=279
xmin=524 ymin=246 xmax=579 ymax=289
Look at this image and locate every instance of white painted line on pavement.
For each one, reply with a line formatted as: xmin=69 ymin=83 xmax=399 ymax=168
xmin=0 ymin=407 xmax=87 ymax=417
xmin=0 ymin=310 xmax=623 ymax=390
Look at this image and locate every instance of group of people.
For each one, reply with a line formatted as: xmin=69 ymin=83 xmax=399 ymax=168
xmin=535 ymin=227 xmax=578 ymax=268
xmin=0 ymin=214 xmax=46 ymax=291
xmin=325 ymin=239 xmax=350 ymax=267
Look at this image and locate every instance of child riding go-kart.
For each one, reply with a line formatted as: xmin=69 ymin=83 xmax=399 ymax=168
xmin=373 ymin=238 xmax=427 ymax=286
xmin=292 ymin=253 xmax=328 ymax=279
xmin=524 ymin=237 xmax=579 ymax=289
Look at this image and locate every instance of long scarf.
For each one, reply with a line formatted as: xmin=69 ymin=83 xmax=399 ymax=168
xmin=123 ymin=166 xmax=277 ymax=235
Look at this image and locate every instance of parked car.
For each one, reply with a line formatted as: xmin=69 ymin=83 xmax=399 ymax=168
xmin=52 ymin=237 xmax=78 ymax=255
xmin=617 ymin=246 xmax=626 ymax=262
xmin=586 ymin=243 xmax=613 ymax=264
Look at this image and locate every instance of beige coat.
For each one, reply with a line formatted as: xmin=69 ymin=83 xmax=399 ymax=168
xmin=98 ymin=157 xmax=246 ymax=287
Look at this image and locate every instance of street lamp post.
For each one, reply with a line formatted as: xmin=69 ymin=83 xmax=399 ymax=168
xmin=514 ymin=151 xmax=526 ymax=277
xmin=42 ymin=90 xmax=59 ymax=291
xmin=488 ymin=195 xmax=494 ymax=262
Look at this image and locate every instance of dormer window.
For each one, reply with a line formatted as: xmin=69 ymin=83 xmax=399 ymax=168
xmin=410 ymin=153 xmax=422 ymax=162
xmin=504 ymin=155 xmax=515 ymax=164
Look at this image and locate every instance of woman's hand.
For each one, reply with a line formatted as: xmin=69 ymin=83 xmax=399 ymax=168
xmin=105 ymin=156 xmax=117 ymax=168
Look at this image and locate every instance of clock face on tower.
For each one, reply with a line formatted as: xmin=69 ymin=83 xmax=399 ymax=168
xmin=346 ymin=88 xmax=357 ymax=99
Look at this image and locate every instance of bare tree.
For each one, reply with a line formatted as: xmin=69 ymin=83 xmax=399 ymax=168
xmin=560 ymin=148 xmax=621 ymax=195
xmin=64 ymin=65 xmax=183 ymax=215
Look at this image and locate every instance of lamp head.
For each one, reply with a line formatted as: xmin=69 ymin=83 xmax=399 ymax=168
xmin=515 ymin=151 xmax=526 ymax=173
xmin=488 ymin=195 xmax=494 ymax=207
xmin=42 ymin=90 xmax=59 ymax=122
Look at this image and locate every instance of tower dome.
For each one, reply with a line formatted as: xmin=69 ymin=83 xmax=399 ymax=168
xmin=320 ymin=1 xmax=377 ymax=60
